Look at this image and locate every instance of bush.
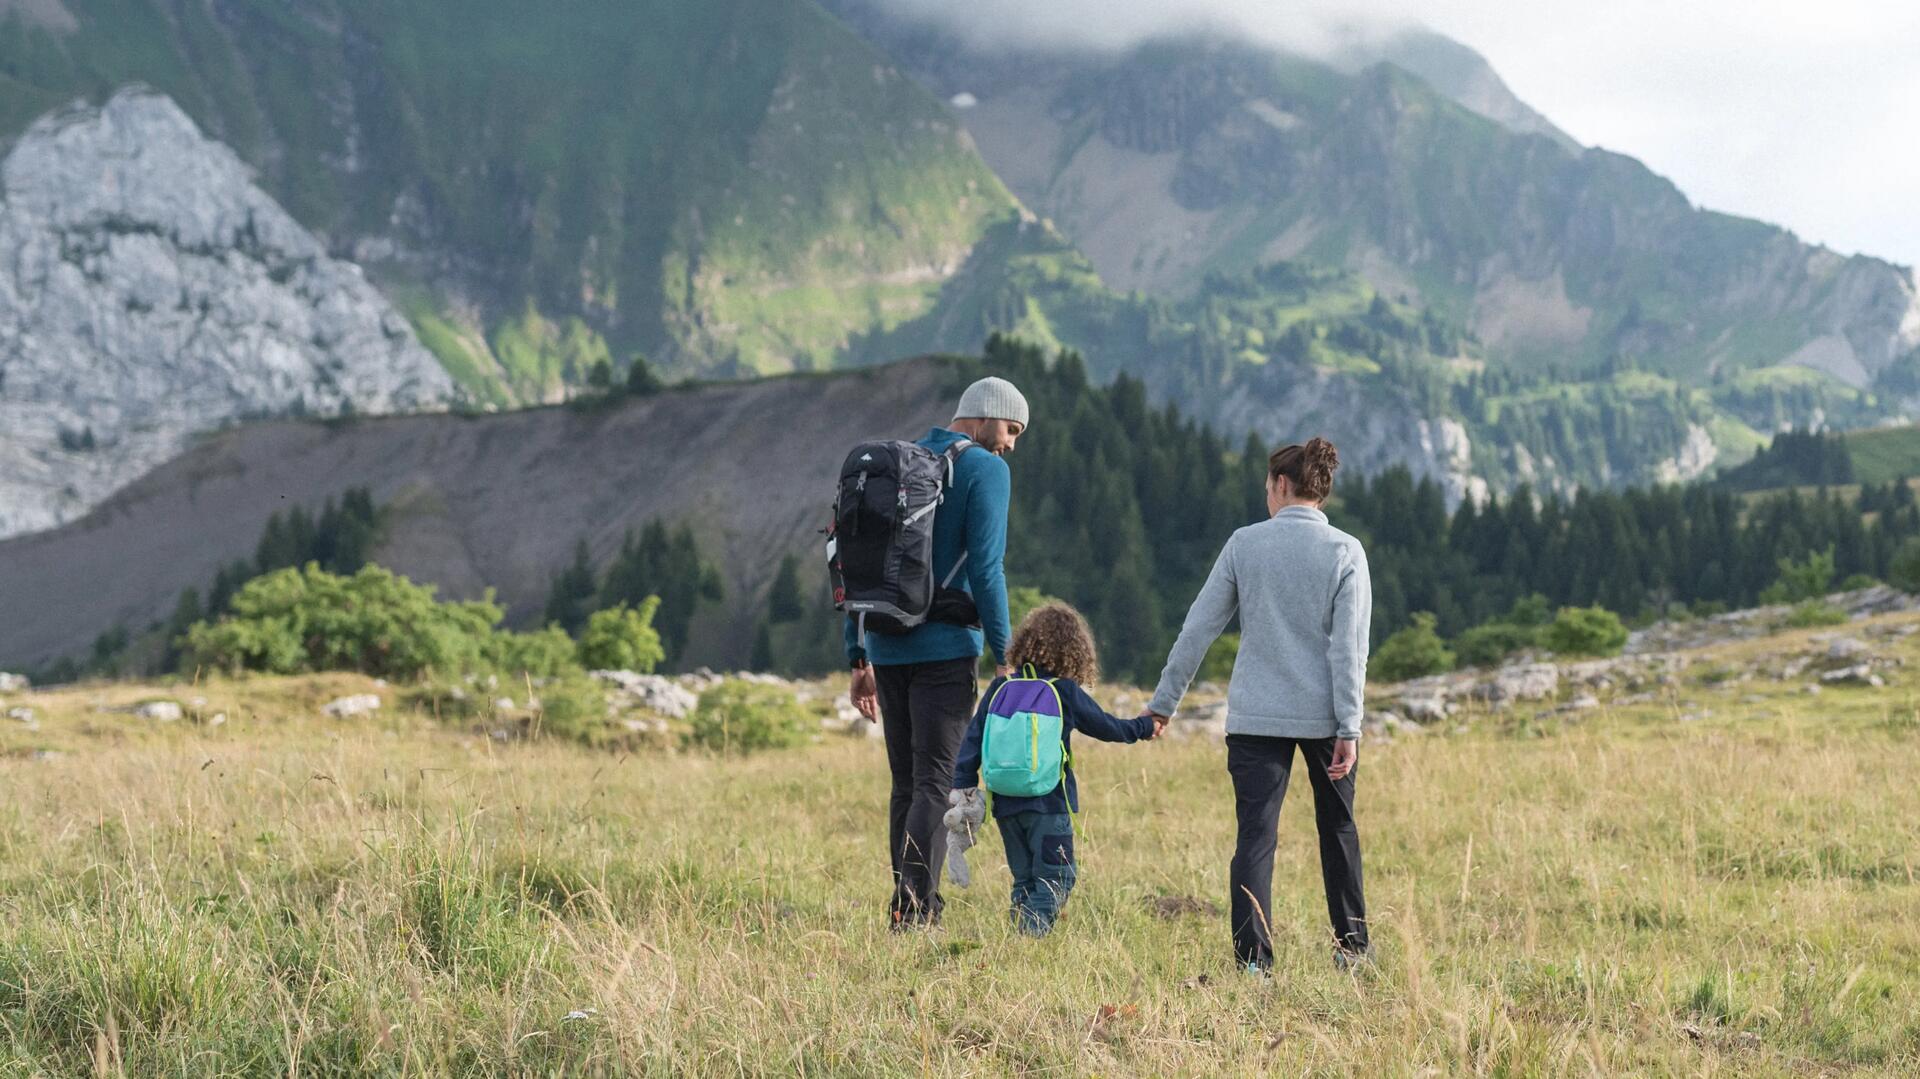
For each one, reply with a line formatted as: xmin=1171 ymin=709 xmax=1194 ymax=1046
xmin=683 ymin=682 xmax=809 ymax=754
xmin=1454 ymin=622 xmax=1536 ymax=669
xmin=1542 ymin=605 xmax=1629 ymax=657
xmin=577 ymin=599 xmax=665 ymax=672
xmin=183 ymin=564 xmax=500 ymax=679
xmin=1370 ymin=612 xmax=1454 ymax=682
xmin=533 ymin=675 xmax=615 ymax=745
xmin=1782 ymin=601 xmax=1848 ymax=629
xmin=1890 ymin=537 xmax=1920 ymax=594
xmin=1759 ymin=547 xmax=1835 ymax=605
xmin=1505 ymin=593 xmax=1552 ymax=627
xmin=487 ymin=625 xmax=579 ymax=679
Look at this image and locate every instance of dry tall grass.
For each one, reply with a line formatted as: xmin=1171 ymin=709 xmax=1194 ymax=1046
xmin=1 ymin=632 xmax=1917 ymax=1075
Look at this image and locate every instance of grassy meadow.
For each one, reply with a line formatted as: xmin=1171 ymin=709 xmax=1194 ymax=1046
xmin=2 ymin=623 xmax=1919 ymax=1076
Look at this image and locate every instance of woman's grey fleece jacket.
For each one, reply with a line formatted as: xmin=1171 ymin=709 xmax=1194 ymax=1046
xmin=1148 ymin=505 xmax=1373 ymax=740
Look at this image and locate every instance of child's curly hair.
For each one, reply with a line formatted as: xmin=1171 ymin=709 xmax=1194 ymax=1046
xmin=1007 ymin=603 xmax=1100 ymax=685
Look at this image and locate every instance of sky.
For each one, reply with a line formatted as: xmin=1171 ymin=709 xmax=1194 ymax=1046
xmin=880 ymin=0 xmax=1920 ymax=270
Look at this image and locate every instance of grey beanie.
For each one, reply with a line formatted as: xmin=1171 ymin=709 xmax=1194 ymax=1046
xmin=954 ymin=376 xmax=1029 ymax=427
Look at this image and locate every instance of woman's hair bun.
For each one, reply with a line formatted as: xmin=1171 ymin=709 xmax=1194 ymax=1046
xmin=1304 ymin=437 xmax=1339 ymax=474
xmin=1270 ymin=436 xmax=1340 ymax=502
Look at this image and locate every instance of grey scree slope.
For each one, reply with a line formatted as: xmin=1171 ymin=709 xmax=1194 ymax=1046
xmin=0 ymin=360 xmax=955 ymax=671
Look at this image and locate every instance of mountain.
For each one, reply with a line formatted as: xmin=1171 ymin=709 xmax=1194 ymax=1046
xmin=0 ymin=0 xmax=1017 ymax=392
xmin=0 ymin=89 xmax=452 ymax=537
xmin=1330 ymin=28 xmax=1576 ymax=152
xmin=0 ymin=360 xmax=957 ymax=674
xmin=821 ymin=3 xmax=1920 ymax=399
xmin=4 ymin=0 xmax=1916 ymax=529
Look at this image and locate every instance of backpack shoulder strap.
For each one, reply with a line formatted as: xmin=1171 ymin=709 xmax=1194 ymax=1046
xmin=941 ymin=438 xmax=974 ymax=489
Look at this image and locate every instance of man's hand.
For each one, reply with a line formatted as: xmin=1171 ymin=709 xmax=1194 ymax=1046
xmin=850 ymin=665 xmax=879 ymax=723
xmin=1327 ymin=738 xmax=1357 ymax=781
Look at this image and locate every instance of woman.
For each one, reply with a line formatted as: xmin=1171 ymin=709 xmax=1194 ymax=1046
xmin=1146 ymin=437 xmax=1373 ymax=973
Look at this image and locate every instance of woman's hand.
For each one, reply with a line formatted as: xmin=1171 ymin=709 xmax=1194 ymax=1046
xmin=850 ymin=665 xmax=879 ymax=722
xmin=1327 ymin=738 xmax=1357 ymax=780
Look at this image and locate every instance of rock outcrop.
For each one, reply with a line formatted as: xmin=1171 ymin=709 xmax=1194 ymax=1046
xmin=0 ymin=89 xmax=454 ymax=538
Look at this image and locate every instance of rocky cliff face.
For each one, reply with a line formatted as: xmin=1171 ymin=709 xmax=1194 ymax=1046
xmin=0 ymin=90 xmax=454 ymax=538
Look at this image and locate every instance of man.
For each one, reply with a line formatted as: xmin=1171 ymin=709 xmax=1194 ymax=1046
xmin=847 ymin=376 xmax=1026 ymax=928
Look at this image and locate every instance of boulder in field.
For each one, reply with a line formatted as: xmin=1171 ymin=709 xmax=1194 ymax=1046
xmin=136 ymin=700 xmax=182 ymax=721
xmin=1486 ymin=664 xmax=1558 ymax=704
xmin=322 ymin=694 xmax=382 ymax=719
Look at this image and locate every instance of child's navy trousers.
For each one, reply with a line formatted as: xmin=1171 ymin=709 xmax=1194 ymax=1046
xmin=997 ymin=810 xmax=1076 ymax=935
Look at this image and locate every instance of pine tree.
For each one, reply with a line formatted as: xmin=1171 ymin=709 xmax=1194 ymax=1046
xmin=544 ymin=539 xmax=599 ymax=635
xmin=768 ymin=555 xmax=806 ymax=624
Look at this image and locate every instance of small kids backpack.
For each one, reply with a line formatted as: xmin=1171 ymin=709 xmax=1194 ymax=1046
xmin=980 ymin=665 xmax=1068 ymax=797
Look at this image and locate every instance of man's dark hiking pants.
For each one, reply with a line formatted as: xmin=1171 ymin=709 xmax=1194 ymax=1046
xmin=1226 ymin=733 xmax=1368 ymax=968
xmin=875 ymin=658 xmax=977 ymax=926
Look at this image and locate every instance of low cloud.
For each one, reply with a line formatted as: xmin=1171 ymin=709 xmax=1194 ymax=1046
xmin=868 ymin=0 xmax=1920 ymax=268
xmin=870 ymin=0 xmax=1410 ymax=56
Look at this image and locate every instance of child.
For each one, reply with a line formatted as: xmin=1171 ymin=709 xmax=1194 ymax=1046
xmin=951 ymin=603 xmax=1160 ymax=936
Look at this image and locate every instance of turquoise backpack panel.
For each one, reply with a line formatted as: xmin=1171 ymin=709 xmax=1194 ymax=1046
xmin=980 ymin=666 xmax=1067 ymax=798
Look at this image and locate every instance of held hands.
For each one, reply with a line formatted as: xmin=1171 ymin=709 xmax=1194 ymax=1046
xmin=1143 ymin=712 xmax=1169 ymax=739
xmin=1327 ymin=737 xmax=1357 ymax=781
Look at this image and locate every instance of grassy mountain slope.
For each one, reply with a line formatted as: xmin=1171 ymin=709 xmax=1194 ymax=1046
xmin=821 ymin=4 xmax=1920 ymax=402
xmin=0 ymin=0 xmax=1015 ymax=395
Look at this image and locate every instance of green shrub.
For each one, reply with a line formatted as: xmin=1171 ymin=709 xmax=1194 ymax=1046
xmin=1370 ymin=612 xmax=1454 ymax=682
xmin=1782 ymin=601 xmax=1848 ymax=629
xmin=487 ymin=625 xmax=579 ymax=679
xmin=684 ymin=682 xmax=809 ymax=754
xmin=1454 ymin=622 xmax=1536 ymax=669
xmin=183 ymin=564 xmax=500 ymax=679
xmin=1542 ymin=605 xmax=1629 ymax=657
xmin=577 ymin=598 xmax=665 ymax=672
xmin=1838 ymin=573 xmax=1879 ymax=592
xmin=1505 ymin=593 xmax=1552 ymax=627
xmin=533 ymin=675 xmax=615 ymax=745
xmin=1890 ymin=537 xmax=1920 ymax=594
xmin=1759 ymin=547 xmax=1836 ymax=605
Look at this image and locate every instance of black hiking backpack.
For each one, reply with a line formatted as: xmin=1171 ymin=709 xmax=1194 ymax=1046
xmin=826 ymin=438 xmax=977 ymax=641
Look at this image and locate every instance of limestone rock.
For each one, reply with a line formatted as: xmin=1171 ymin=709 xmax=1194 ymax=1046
xmin=591 ymin=670 xmax=699 ymax=719
xmin=0 ymin=89 xmax=454 ymax=538
xmin=0 ymin=673 xmax=28 ymax=692
xmin=1819 ymin=664 xmax=1884 ymax=688
xmin=135 ymin=700 xmax=182 ymax=721
xmin=1487 ymin=663 xmax=1558 ymax=703
xmin=322 ymin=694 xmax=381 ymax=718
xmin=1395 ymin=695 xmax=1451 ymax=724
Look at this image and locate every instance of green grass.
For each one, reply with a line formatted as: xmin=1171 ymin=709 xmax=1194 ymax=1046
xmin=2 ymin=617 xmax=1919 ymax=1073
xmin=1846 ymin=426 xmax=1920 ymax=486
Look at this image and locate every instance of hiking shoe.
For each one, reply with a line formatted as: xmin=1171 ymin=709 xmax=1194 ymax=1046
xmin=1333 ymin=947 xmax=1371 ymax=973
xmin=1243 ymin=960 xmax=1272 ymax=980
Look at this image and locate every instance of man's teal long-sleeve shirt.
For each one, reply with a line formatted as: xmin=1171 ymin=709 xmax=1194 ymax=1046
xmin=845 ymin=427 xmax=1013 ymax=667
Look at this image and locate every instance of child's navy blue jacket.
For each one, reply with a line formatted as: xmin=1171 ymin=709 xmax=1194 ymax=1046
xmin=952 ymin=670 xmax=1155 ymax=818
